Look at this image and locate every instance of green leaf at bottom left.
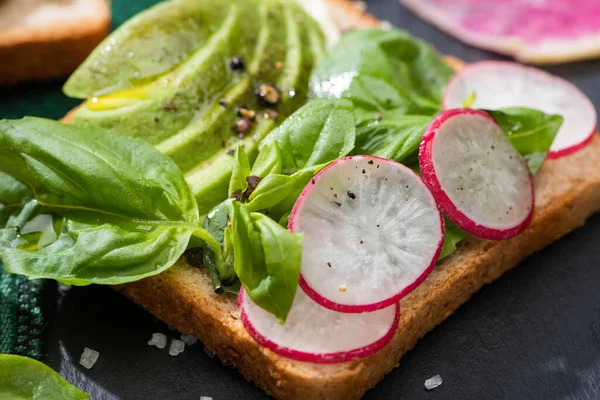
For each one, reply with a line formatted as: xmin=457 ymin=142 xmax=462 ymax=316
xmin=0 ymin=354 xmax=90 ymax=400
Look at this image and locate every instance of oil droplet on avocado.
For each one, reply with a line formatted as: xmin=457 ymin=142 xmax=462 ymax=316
xmin=87 ymin=82 xmax=155 ymax=111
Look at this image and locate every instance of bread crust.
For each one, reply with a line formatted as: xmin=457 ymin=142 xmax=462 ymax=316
xmin=0 ymin=0 xmax=110 ymax=85
xmin=62 ymin=1 xmax=600 ymax=398
xmin=115 ymin=133 xmax=600 ymax=399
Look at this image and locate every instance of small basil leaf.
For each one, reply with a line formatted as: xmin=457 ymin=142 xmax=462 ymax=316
xmin=486 ymin=108 xmax=563 ymax=174
xmin=231 ymin=201 xmax=302 ymax=322
xmin=245 ymin=164 xmax=322 ymax=219
xmin=249 ymin=141 xmax=282 ymax=178
xmin=0 ymin=354 xmax=90 ymax=400
xmin=0 ymin=171 xmax=32 ymax=227
xmin=0 ymin=118 xmax=215 ymax=284
xmin=260 ymin=99 xmax=355 ymax=174
xmin=439 ymin=218 xmax=470 ymax=260
xmin=353 ymin=110 xmax=431 ymax=163
xmin=228 ymin=146 xmax=251 ymax=199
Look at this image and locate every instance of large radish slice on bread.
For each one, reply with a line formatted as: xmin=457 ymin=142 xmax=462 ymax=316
xmin=442 ymin=61 xmax=597 ymax=158
xmin=400 ymin=0 xmax=600 ymax=64
xmin=419 ymin=109 xmax=534 ymax=240
xmin=289 ymin=155 xmax=444 ymax=313
xmin=239 ymin=288 xmax=399 ymax=363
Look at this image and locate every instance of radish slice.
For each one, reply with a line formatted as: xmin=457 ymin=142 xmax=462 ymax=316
xmin=443 ymin=61 xmax=597 ymax=158
xmin=419 ymin=108 xmax=534 ymax=240
xmin=401 ymin=0 xmax=600 ymax=64
xmin=289 ymin=155 xmax=444 ymax=313
xmin=239 ymin=288 xmax=399 ymax=363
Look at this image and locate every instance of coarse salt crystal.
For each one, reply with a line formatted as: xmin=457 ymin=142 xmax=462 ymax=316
xmin=169 ymin=339 xmax=185 ymax=356
xmin=148 ymin=333 xmax=167 ymax=349
xmin=203 ymin=347 xmax=216 ymax=358
xmin=200 ymin=397 xmax=213 ymax=400
xmin=79 ymin=347 xmax=99 ymax=370
xmin=181 ymin=334 xmax=198 ymax=346
xmin=380 ymin=20 xmax=393 ymax=30
xmin=424 ymin=374 xmax=443 ymax=390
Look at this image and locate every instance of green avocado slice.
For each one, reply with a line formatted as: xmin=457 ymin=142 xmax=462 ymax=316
xmin=70 ymin=1 xmax=261 ymax=145
xmin=64 ymin=0 xmax=232 ymax=99
xmin=65 ymin=0 xmax=325 ymax=216
xmin=156 ymin=0 xmax=287 ymax=172
xmin=187 ymin=0 xmax=322 ymax=215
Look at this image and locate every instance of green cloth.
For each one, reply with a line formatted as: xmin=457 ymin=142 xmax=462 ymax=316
xmin=0 ymin=0 xmax=163 ymax=358
xmin=0 ymin=269 xmax=44 ymax=359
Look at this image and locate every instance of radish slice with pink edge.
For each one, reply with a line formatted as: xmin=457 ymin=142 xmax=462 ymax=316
xmin=419 ymin=108 xmax=534 ymax=240
xmin=442 ymin=61 xmax=597 ymax=159
xmin=400 ymin=0 xmax=600 ymax=64
xmin=288 ymin=155 xmax=444 ymax=313
xmin=238 ymin=288 xmax=399 ymax=363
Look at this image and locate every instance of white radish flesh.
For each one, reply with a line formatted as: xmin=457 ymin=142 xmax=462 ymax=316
xmin=443 ymin=61 xmax=597 ymax=158
xmin=419 ymin=108 xmax=534 ymax=240
xmin=239 ymin=288 xmax=399 ymax=363
xmin=289 ymin=155 xmax=444 ymax=313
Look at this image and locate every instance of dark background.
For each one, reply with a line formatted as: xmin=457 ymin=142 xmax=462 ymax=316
xmin=2 ymin=0 xmax=600 ymax=399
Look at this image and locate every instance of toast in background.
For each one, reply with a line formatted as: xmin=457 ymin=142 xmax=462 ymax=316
xmin=0 ymin=0 xmax=110 ymax=85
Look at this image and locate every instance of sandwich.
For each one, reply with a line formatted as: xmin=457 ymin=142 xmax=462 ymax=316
xmin=1 ymin=1 xmax=598 ymax=399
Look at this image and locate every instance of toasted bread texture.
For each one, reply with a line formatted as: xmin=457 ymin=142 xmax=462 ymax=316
xmin=0 ymin=0 xmax=110 ymax=85
xmin=60 ymin=1 xmax=600 ymax=399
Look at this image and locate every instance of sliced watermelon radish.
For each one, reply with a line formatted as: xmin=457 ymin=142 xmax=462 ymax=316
xmin=401 ymin=0 xmax=600 ymax=64
xmin=442 ymin=61 xmax=597 ymax=159
xmin=288 ymin=155 xmax=444 ymax=313
xmin=239 ymin=288 xmax=399 ymax=363
xmin=419 ymin=108 xmax=534 ymax=240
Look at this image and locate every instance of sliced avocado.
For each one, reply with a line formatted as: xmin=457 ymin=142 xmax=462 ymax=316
xmin=65 ymin=0 xmax=326 ymax=215
xmin=187 ymin=0 xmax=319 ymax=215
xmin=157 ymin=0 xmax=287 ymax=172
xmin=64 ymin=0 xmax=232 ymax=99
xmin=71 ymin=2 xmax=261 ymax=145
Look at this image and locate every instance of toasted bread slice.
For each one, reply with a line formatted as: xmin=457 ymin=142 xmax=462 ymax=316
xmin=0 ymin=0 xmax=110 ymax=85
xmin=61 ymin=1 xmax=600 ymax=399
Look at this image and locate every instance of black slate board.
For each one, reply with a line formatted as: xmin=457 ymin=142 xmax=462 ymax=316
xmin=5 ymin=0 xmax=600 ymax=399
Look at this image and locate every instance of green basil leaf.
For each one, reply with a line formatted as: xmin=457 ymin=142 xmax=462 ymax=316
xmin=353 ymin=110 xmax=431 ymax=163
xmin=309 ymin=29 xmax=453 ymax=113
xmin=228 ymin=146 xmax=251 ymax=198
xmin=0 ymin=354 xmax=90 ymax=400
xmin=439 ymin=218 xmax=470 ymax=260
xmin=249 ymin=141 xmax=282 ymax=178
xmin=0 ymin=118 xmax=198 ymax=223
xmin=245 ymin=164 xmax=322 ymax=218
xmin=260 ymin=99 xmax=355 ymax=174
xmin=486 ymin=108 xmax=563 ymax=174
xmin=231 ymin=201 xmax=302 ymax=322
xmin=0 ymin=171 xmax=32 ymax=227
xmin=201 ymin=199 xmax=236 ymax=287
xmin=0 ymin=118 xmax=215 ymax=284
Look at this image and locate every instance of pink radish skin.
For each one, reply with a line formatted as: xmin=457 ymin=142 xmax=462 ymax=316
xmin=442 ymin=61 xmax=597 ymax=159
xmin=289 ymin=155 xmax=444 ymax=313
xmin=400 ymin=0 xmax=600 ymax=64
xmin=420 ymin=108 xmax=534 ymax=240
xmin=238 ymin=288 xmax=400 ymax=363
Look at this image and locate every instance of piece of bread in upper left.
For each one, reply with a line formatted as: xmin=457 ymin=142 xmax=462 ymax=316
xmin=0 ymin=0 xmax=110 ymax=86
